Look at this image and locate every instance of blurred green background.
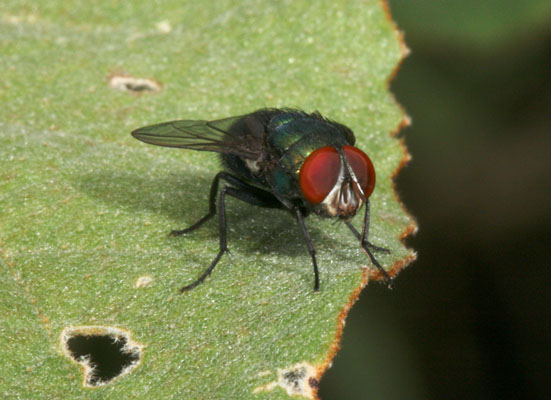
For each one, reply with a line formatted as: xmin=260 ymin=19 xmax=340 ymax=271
xmin=320 ymin=1 xmax=550 ymax=399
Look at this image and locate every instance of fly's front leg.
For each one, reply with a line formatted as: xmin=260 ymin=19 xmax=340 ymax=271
xmin=345 ymin=222 xmax=390 ymax=253
xmin=345 ymin=200 xmax=390 ymax=253
xmin=295 ymin=208 xmax=320 ymax=292
xmin=345 ymin=200 xmax=393 ymax=288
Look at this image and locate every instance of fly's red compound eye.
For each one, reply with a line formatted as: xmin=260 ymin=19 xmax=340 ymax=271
xmin=299 ymin=146 xmax=340 ymax=204
xmin=343 ymin=145 xmax=376 ymax=198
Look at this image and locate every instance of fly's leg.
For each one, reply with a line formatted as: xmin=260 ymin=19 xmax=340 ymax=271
xmin=180 ymin=185 xmax=231 ymax=292
xmin=170 ymin=171 xmax=224 ymax=236
xmin=295 ymin=208 xmax=320 ymax=292
xmin=345 ymin=200 xmax=390 ymax=253
xmin=345 ymin=223 xmax=390 ymax=253
xmin=345 ymin=200 xmax=394 ymax=289
xmin=179 ymin=180 xmax=284 ymax=292
xmin=171 ymin=171 xmax=274 ymax=236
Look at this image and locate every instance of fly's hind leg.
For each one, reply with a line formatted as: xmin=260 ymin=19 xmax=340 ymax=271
xmin=179 ymin=176 xmax=284 ymax=292
xmin=170 ymin=171 xmax=225 ymax=236
xmin=170 ymin=171 xmax=268 ymax=236
xmin=179 ymin=185 xmax=231 ymax=292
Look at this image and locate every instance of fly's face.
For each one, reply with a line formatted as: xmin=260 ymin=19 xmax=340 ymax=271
xmin=299 ymin=145 xmax=376 ymax=219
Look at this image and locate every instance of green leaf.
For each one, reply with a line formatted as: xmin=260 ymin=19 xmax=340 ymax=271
xmin=0 ymin=1 xmax=414 ymax=398
xmin=391 ymin=0 xmax=549 ymax=49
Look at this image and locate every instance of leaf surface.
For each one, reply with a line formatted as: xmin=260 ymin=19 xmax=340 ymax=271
xmin=0 ymin=1 xmax=414 ymax=398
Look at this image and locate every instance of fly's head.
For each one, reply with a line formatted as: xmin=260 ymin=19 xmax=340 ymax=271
xmin=299 ymin=146 xmax=376 ymax=219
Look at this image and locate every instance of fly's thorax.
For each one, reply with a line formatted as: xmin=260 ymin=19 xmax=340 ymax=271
xmin=249 ymin=109 xmax=363 ymax=210
xmin=267 ymin=129 xmax=350 ymax=200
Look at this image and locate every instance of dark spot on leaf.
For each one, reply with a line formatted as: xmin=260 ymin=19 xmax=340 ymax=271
xmin=282 ymin=367 xmax=307 ymax=391
xmin=308 ymin=376 xmax=319 ymax=388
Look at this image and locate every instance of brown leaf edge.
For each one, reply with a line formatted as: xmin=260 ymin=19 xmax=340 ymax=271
xmin=311 ymin=2 xmax=417 ymax=398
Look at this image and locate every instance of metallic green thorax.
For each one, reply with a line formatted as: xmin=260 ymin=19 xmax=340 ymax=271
xmin=265 ymin=111 xmax=355 ymax=210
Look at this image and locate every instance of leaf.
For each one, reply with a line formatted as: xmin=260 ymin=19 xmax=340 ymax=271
xmin=0 ymin=1 xmax=414 ymax=398
xmin=390 ymin=0 xmax=549 ymax=49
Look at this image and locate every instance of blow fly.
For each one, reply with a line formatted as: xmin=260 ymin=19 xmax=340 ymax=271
xmin=131 ymin=108 xmax=392 ymax=292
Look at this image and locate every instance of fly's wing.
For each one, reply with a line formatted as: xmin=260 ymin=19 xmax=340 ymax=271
xmin=131 ymin=114 xmax=266 ymax=160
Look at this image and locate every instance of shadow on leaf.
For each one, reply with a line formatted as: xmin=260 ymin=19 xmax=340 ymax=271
xmin=74 ymin=168 xmax=328 ymax=257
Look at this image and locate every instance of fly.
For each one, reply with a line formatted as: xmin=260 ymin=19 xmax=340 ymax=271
xmin=131 ymin=108 xmax=392 ymax=292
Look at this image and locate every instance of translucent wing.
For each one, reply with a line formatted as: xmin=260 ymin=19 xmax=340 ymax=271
xmin=131 ymin=114 xmax=266 ymax=159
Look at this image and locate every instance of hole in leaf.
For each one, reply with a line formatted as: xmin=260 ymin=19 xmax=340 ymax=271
xmin=61 ymin=326 xmax=143 ymax=387
xmin=108 ymin=75 xmax=161 ymax=93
